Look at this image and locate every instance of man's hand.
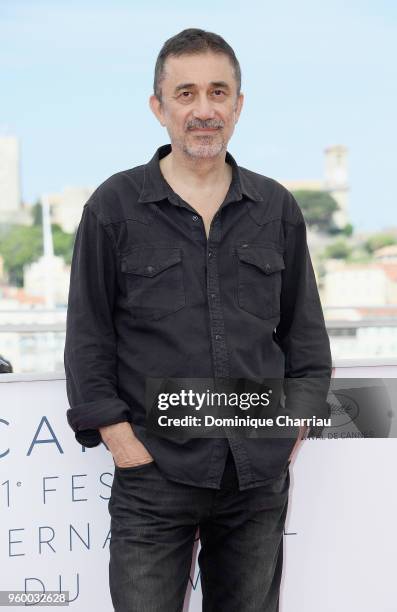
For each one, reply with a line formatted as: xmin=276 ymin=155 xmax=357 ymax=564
xmin=287 ymin=424 xmax=309 ymax=463
xmin=99 ymin=422 xmax=154 ymax=468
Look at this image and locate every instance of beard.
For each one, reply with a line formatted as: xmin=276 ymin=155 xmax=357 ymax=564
xmin=175 ymin=130 xmax=227 ymax=159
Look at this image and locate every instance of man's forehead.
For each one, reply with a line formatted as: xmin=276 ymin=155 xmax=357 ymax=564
xmin=163 ymin=52 xmax=235 ymax=86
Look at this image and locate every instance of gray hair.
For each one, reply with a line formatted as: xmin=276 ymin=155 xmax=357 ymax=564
xmin=153 ymin=28 xmax=241 ymax=103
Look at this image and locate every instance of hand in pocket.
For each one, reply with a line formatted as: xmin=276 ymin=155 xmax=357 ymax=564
xmin=99 ymin=421 xmax=154 ymax=468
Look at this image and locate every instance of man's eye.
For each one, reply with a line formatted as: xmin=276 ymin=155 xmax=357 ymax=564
xmin=181 ymin=91 xmax=192 ymax=98
xmin=213 ymin=90 xmax=226 ymax=96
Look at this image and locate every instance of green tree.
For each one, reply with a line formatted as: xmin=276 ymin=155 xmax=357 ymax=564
xmin=31 ymin=200 xmax=43 ymax=226
xmin=53 ymin=225 xmax=75 ymax=265
xmin=0 ymin=205 xmax=76 ymax=285
xmin=364 ymin=233 xmax=397 ymax=253
xmin=341 ymin=222 xmax=354 ymax=237
xmin=0 ymin=225 xmax=43 ymax=286
xmin=327 ymin=222 xmax=354 ymax=237
xmin=346 ymin=248 xmax=372 ymax=263
xmin=292 ymin=190 xmax=339 ymax=233
xmin=323 ymin=239 xmax=351 ymax=260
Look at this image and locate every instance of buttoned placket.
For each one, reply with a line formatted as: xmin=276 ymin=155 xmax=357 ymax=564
xmin=165 ymin=190 xmax=254 ymax=488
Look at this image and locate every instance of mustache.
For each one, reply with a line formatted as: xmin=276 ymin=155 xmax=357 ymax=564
xmin=187 ymin=120 xmax=224 ymax=130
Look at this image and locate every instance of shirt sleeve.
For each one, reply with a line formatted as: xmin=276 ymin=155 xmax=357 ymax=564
xmin=64 ymin=201 xmax=132 ymax=448
xmin=274 ymin=200 xmax=333 ymax=436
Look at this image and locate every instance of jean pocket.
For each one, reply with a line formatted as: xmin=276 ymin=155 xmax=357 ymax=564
xmin=115 ymin=459 xmax=156 ymax=473
xmin=120 ymin=246 xmax=185 ymax=320
xmin=235 ymin=243 xmax=285 ymax=320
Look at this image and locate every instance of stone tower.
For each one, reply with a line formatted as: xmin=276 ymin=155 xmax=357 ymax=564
xmin=0 ymin=135 xmax=21 ymax=213
xmin=323 ymin=145 xmax=349 ymax=229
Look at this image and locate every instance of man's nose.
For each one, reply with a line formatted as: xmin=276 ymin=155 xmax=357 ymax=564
xmin=192 ymin=94 xmax=216 ymax=120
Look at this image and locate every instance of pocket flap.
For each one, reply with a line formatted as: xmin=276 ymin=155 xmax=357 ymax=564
xmin=236 ymin=245 xmax=285 ymax=274
xmin=121 ymin=247 xmax=182 ymax=277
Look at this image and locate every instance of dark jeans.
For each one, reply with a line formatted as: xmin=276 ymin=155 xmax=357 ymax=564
xmin=108 ymin=448 xmax=290 ymax=612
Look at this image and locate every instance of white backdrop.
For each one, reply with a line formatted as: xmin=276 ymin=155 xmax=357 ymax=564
xmin=1 ymin=363 xmax=396 ymax=611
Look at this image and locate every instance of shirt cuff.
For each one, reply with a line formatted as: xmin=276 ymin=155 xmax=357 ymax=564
xmin=66 ymin=397 xmax=132 ymax=447
xmin=75 ymin=429 xmax=103 ymax=448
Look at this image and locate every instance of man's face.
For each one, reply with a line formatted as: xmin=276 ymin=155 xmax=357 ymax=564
xmin=150 ymin=51 xmax=244 ymax=159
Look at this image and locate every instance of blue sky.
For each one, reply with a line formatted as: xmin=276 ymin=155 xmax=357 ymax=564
xmin=1 ymin=0 xmax=396 ymax=232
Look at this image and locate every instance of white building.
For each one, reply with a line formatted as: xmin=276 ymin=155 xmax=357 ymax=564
xmin=48 ymin=186 xmax=94 ymax=233
xmin=324 ymin=260 xmax=397 ymax=308
xmin=23 ymin=255 xmax=70 ymax=307
xmin=0 ymin=135 xmax=32 ymax=225
xmin=373 ymin=244 xmax=397 ymax=263
xmin=0 ymin=135 xmax=20 ymax=212
xmin=323 ymin=258 xmax=397 ymax=360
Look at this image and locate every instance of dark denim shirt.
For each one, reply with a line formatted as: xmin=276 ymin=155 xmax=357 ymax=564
xmin=64 ymin=143 xmax=332 ymax=491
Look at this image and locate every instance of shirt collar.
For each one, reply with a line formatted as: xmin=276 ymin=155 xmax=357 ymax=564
xmin=137 ymin=143 xmax=263 ymax=205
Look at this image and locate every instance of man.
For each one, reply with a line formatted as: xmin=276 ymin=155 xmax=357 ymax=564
xmin=64 ymin=28 xmax=332 ymax=612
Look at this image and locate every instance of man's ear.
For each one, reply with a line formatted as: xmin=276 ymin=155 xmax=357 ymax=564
xmin=234 ymin=92 xmax=244 ymax=124
xmin=149 ymin=94 xmax=165 ymax=127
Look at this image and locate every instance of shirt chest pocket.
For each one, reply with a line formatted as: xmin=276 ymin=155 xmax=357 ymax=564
xmin=120 ymin=246 xmax=185 ymax=320
xmin=235 ymin=244 xmax=285 ymax=320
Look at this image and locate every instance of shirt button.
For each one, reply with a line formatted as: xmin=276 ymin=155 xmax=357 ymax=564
xmin=215 ymin=334 xmax=221 ymax=340
xmin=241 ymin=243 xmax=248 ymax=248
xmin=192 ymin=215 xmax=199 ymax=221
xmin=265 ymin=263 xmax=271 ymax=272
xmin=146 ymin=265 xmax=154 ymax=273
xmin=208 ymin=251 xmax=213 ymax=257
